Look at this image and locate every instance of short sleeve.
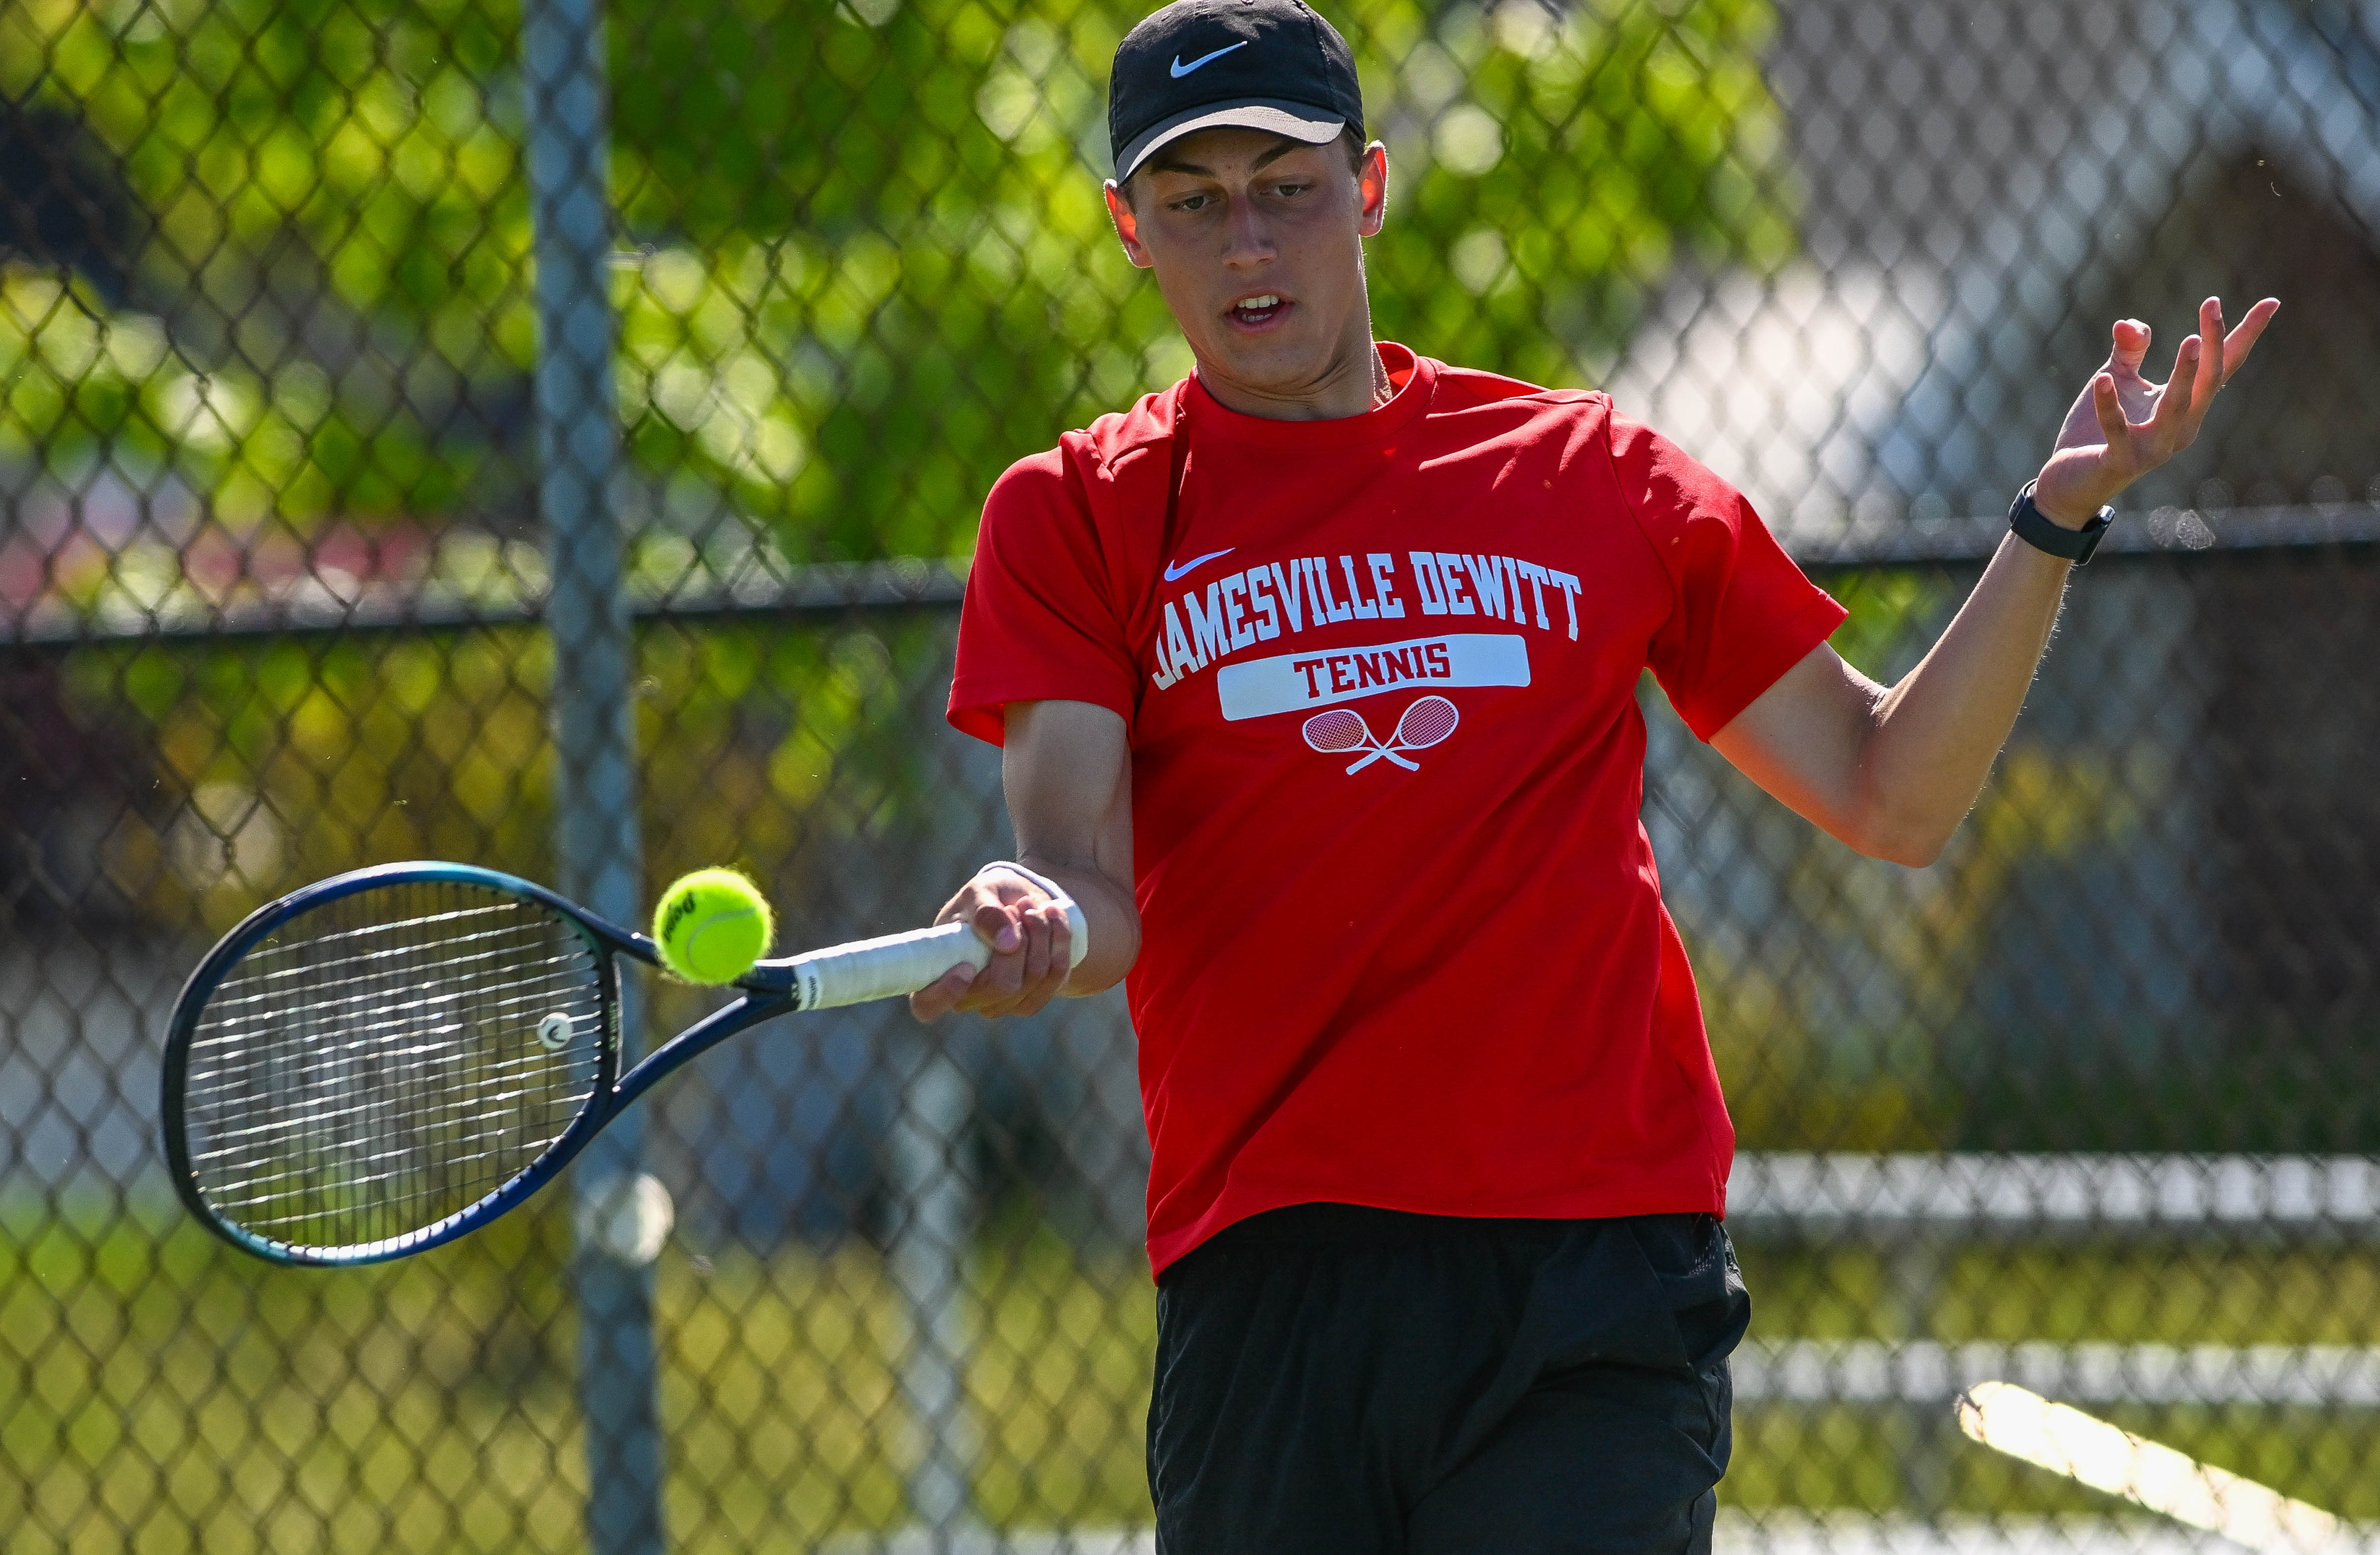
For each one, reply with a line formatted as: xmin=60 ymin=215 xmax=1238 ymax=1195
xmin=947 ymin=447 xmax=1140 ymax=746
xmin=1608 ymin=410 xmax=1848 ymax=741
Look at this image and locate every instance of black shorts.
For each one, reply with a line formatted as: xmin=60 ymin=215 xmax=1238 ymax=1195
xmin=1147 ymin=1204 xmax=1749 ymax=1555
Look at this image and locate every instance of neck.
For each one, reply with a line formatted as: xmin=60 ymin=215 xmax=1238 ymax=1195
xmin=1194 ymin=334 xmax=1392 ymax=421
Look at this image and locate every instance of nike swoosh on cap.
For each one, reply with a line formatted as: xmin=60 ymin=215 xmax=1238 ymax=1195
xmin=1169 ymin=40 xmax=1250 ymax=78
xmin=1164 ymin=548 xmax=1235 ymax=582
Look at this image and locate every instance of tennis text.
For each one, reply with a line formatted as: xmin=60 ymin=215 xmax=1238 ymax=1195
xmin=1215 ymin=633 xmax=1530 ymax=721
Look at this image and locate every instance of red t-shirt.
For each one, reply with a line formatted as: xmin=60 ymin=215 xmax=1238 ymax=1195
xmin=949 ymin=344 xmax=1846 ymax=1277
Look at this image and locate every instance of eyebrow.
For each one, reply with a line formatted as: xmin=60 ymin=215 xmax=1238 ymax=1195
xmin=1146 ymin=137 xmax=1309 ymax=179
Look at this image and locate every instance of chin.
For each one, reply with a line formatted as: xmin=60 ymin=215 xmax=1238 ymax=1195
xmin=1197 ymin=332 xmax=1335 ymax=395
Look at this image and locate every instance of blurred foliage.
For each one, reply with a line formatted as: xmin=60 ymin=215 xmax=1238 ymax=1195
xmin=3 ymin=0 xmax=1796 ymax=947
xmin=1 ymin=0 xmax=1790 ymax=559
xmin=0 ymin=269 xmax=478 ymax=526
xmin=54 ymin=613 xmax=953 ymax=934
xmin=0 ymin=0 xmax=521 ymax=525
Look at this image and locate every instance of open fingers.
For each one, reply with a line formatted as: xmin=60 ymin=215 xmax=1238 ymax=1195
xmin=2189 ymin=298 xmax=2226 ymax=406
xmin=2107 ymin=318 xmax=2151 ymax=378
xmin=2089 ymin=372 xmax=2130 ymax=448
xmin=2218 ymin=297 xmax=2280 ymax=384
xmin=2151 ymin=335 xmax=2203 ymax=439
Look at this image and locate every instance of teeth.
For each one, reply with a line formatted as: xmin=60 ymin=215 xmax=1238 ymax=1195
xmin=1236 ymin=295 xmax=1281 ymax=311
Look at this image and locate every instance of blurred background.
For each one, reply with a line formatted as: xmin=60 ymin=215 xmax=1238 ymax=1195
xmin=3 ymin=0 xmax=2379 ymax=1550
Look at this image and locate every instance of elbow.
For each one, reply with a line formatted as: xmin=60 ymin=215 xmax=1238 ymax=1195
xmin=1869 ymin=832 xmax=1949 ymax=870
xmin=1811 ymin=692 xmax=1957 ymax=867
xmin=1841 ymin=796 xmax=1954 ymax=869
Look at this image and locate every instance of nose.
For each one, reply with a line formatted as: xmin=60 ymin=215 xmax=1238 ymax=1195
xmin=1221 ymin=193 xmax=1276 ymax=269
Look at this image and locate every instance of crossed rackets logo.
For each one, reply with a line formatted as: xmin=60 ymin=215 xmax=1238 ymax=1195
xmin=1301 ymin=696 xmax=1459 ymax=774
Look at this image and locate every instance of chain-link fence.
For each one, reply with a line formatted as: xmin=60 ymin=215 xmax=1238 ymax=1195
xmin=5 ymin=0 xmax=2380 ymax=1550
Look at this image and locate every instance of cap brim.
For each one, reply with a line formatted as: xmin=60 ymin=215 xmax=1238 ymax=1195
xmin=1115 ymin=100 xmax=1346 ymax=181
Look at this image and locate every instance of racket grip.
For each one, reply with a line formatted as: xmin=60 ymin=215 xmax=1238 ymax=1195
xmin=787 ymin=900 xmax=1090 ymax=1012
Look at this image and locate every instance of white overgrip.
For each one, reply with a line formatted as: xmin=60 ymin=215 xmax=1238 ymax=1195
xmin=789 ymin=894 xmax=1090 ymax=1012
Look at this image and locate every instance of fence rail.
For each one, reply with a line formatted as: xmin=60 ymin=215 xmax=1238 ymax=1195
xmin=9 ymin=507 xmax=2380 ymax=647
xmin=1736 ymin=1340 xmax=2380 ymax=1407
xmin=0 ymin=554 xmax=971 ymax=642
xmin=1729 ymin=1153 xmax=2380 ymax=1238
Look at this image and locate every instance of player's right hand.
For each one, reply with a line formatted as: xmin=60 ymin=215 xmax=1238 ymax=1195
xmin=908 ymin=865 xmax=1073 ymax=1022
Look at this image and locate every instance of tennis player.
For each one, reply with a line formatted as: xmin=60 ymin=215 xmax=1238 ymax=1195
xmin=911 ymin=1 xmax=2275 ymax=1548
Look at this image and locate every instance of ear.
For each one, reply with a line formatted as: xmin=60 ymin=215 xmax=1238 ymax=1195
xmin=1104 ymin=180 xmax=1155 ymax=270
xmin=1356 ymin=142 xmax=1389 ymax=239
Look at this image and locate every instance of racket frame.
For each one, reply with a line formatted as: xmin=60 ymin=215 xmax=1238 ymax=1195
xmin=163 ymin=861 xmax=809 ymax=1266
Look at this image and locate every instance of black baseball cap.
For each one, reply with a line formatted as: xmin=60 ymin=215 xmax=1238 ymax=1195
xmin=1108 ymin=0 xmax=1365 ymax=182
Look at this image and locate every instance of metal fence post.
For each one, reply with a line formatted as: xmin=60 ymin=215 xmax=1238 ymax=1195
xmin=523 ymin=0 xmax=666 ymax=1551
xmin=886 ymin=1034 xmax=983 ymax=1537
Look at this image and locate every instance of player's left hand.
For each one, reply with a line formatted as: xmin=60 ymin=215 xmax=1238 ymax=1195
xmin=2031 ymin=295 xmax=2279 ymax=526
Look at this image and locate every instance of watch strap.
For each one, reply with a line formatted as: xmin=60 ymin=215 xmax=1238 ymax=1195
xmin=2009 ymin=480 xmax=2113 ymax=564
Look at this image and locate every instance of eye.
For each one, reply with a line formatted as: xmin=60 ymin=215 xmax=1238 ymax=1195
xmin=1170 ymin=192 xmax=1212 ymax=213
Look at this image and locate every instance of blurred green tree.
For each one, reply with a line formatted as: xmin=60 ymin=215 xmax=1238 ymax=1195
xmin=4 ymin=0 xmax=1792 ymax=932
xmin=4 ymin=0 xmax=1790 ymax=560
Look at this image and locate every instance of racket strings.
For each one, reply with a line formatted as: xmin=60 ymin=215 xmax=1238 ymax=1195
xmin=1392 ymin=695 xmax=1458 ymax=748
xmin=199 ymin=916 xmax=584 ymax=1018
xmin=181 ymin=880 xmax=605 ymax=1254
xmin=1301 ymin=708 xmax=1370 ymax=754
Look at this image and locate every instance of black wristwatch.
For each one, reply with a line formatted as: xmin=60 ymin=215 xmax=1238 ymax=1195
xmin=2008 ymin=480 xmax=2114 ymax=564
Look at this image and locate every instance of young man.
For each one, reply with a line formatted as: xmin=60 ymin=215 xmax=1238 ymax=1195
xmin=910 ymin=1 xmax=2276 ymax=1548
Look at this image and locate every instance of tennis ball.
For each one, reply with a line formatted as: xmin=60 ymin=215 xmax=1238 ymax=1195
xmin=652 ymin=868 xmax=774 ymax=986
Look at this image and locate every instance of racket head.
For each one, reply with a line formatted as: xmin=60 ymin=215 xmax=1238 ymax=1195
xmin=161 ymin=862 xmax=625 ymax=1265
xmin=1303 ymin=707 xmax=1371 ymax=754
xmin=1392 ymin=695 xmax=1459 ymax=750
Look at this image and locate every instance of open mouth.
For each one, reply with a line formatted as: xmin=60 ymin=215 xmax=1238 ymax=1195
xmin=1227 ymin=293 xmax=1289 ymax=328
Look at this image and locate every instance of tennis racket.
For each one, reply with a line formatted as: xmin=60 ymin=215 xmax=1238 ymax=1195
xmin=1956 ymin=1382 xmax=2341 ymax=1552
xmin=1301 ymin=696 xmax=1460 ymax=773
xmin=159 ymin=860 xmax=1083 ymax=1267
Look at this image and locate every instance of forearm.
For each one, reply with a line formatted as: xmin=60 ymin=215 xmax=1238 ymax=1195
xmin=1717 ymin=298 xmax=2273 ymax=870
xmin=912 ymin=701 xmax=1137 ymax=1022
xmin=1001 ymin=698 xmax=1140 ymax=996
xmin=1855 ymin=533 xmax=2072 ymax=862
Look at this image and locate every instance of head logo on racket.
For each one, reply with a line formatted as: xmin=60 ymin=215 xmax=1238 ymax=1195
xmin=1301 ymin=696 xmax=1459 ymax=774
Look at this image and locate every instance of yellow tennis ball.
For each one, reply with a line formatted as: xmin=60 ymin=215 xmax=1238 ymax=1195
xmin=651 ymin=868 xmax=774 ymax=986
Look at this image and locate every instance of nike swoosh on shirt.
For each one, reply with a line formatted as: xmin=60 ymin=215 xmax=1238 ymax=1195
xmin=1163 ymin=548 xmax=1236 ymax=582
xmin=1169 ymin=41 xmax=1250 ymax=77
